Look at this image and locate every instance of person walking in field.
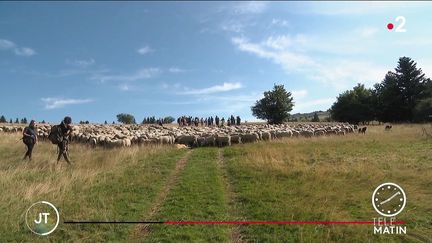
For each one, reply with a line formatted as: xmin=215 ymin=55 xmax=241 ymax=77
xmin=48 ymin=116 xmax=73 ymax=164
xmin=22 ymin=120 xmax=37 ymax=161
xmin=57 ymin=116 xmax=73 ymax=164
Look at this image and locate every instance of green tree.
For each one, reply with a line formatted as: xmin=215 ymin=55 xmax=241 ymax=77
xmin=311 ymin=112 xmax=320 ymax=122
xmin=163 ymin=116 xmax=175 ymax=124
xmin=375 ymin=57 xmax=430 ymax=122
xmin=251 ymin=84 xmax=294 ymax=124
xmin=330 ymin=83 xmax=374 ymax=124
xmin=116 ymin=113 xmax=136 ymax=124
xmin=413 ymin=98 xmax=432 ymax=122
xmin=0 ymin=115 xmax=6 ymax=123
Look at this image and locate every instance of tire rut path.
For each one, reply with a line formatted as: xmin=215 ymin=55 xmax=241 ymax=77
xmin=130 ymin=149 xmax=192 ymax=241
xmin=217 ymin=149 xmax=244 ymax=243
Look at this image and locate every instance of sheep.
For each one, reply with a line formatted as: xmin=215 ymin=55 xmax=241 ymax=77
xmin=122 ymin=138 xmax=132 ymax=147
xmin=197 ymin=136 xmax=216 ymax=147
xmin=240 ymin=133 xmax=259 ymax=143
xmin=261 ymin=132 xmax=271 ymax=141
xmin=0 ymin=122 xmax=365 ymax=148
xmin=230 ymin=134 xmax=241 ymax=144
xmin=89 ymin=138 xmax=97 ymax=147
xmin=301 ymin=130 xmax=314 ymax=138
xmin=216 ymin=135 xmax=231 ymax=147
xmin=175 ymin=135 xmax=197 ymax=147
xmin=158 ymin=135 xmax=174 ymax=144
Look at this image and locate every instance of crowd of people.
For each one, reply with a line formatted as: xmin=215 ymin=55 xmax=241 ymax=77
xmin=177 ymin=115 xmax=241 ymax=127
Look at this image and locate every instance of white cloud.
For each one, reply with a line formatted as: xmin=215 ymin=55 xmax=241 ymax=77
xmin=416 ymin=59 xmax=432 ymax=78
xmin=179 ymin=82 xmax=243 ymax=95
xmin=221 ymin=21 xmax=245 ymax=33
xmin=263 ymin=34 xmax=307 ymax=50
xmin=289 ymin=90 xmax=334 ymax=113
xmin=168 ymin=67 xmax=187 ymax=73
xmin=66 ymin=58 xmax=95 ymax=68
xmin=309 ymin=60 xmax=387 ymax=90
xmin=137 ymin=46 xmax=153 ymax=55
xmin=41 ymin=97 xmax=93 ymax=110
xmin=270 ymin=18 xmax=290 ymax=27
xmin=232 ymin=36 xmax=315 ymax=72
xmin=232 ymin=35 xmax=387 ymax=90
xmin=0 ymin=39 xmax=36 ymax=57
xmin=393 ymin=38 xmax=432 ymax=47
xmin=119 ymin=84 xmax=130 ymax=91
xmin=292 ymin=90 xmax=308 ymax=100
xmin=233 ymin=1 xmax=269 ymax=14
xmin=292 ymin=98 xmax=335 ymax=113
xmin=358 ymin=27 xmax=379 ymax=38
xmin=0 ymin=39 xmax=15 ymax=49
xmin=14 ymin=47 xmax=36 ymax=56
xmin=91 ymin=68 xmax=160 ymax=83
xmin=300 ymin=2 xmax=423 ymax=16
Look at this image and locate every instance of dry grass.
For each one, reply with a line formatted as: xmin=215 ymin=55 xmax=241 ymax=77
xmin=223 ymin=124 xmax=432 ymax=242
xmin=0 ymin=134 xmax=168 ymax=201
xmin=1 ymin=124 xmax=431 ymax=242
xmin=0 ymin=133 xmax=186 ymax=241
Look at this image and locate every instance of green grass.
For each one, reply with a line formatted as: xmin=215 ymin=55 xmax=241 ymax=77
xmin=148 ymin=148 xmax=231 ymax=242
xmin=0 ymin=124 xmax=431 ymax=242
xmin=0 ymin=134 xmax=187 ymax=242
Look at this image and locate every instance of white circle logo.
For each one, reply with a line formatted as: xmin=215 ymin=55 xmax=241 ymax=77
xmin=25 ymin=201 xmax=60 ymax=236
xmin=372 ymin=183 xmax=406 ymax=217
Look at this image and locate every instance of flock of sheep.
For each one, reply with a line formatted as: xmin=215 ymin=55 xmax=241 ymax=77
xmin=0 ymin=123 xmax=358 ymax=148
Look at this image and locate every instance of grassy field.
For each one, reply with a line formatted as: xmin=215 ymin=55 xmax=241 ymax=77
xmin=0 ymin=124 xmax=431 ymax=242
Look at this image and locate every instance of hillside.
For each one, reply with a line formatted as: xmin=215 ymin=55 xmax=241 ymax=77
xmin=1 ymin=125 xmax=431 ymax=241
xmin=291 ymin=111 xmax=330 ymax=121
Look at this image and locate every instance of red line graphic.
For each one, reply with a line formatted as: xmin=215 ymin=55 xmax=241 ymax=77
xmin=164 ymin=221 xmax=406 ymax=225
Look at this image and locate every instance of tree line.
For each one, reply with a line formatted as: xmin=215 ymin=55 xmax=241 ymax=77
xmin=330 ymin=57 xmax=432 ymax=124
xmin=116 ymin=113 xmax=175 ymax=125
xmin=0 ymin=116 xmax=46 ymax=124
xmin=249 ymin=57 xmax=431 ymax=125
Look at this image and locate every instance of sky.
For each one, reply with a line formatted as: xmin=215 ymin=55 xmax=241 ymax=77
xmin=1 ymin=1 xmax=432 ymax=123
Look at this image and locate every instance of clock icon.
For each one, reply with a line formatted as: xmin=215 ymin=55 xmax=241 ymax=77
xmin=372 ymin=182 xmax=406 ymax=217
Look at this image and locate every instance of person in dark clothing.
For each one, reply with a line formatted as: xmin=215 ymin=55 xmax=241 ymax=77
xmin=57 ymin=116 xmax=73 ymax=164
xmin=22 ymin=120 xmax=37 ymax=161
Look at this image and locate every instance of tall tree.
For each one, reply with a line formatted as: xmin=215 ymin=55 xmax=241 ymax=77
xmin=0 ymin=115 xmax=6 ymax=123
xmin=376 ymin=57 xmax=430 ymax=122
xmin=251 ymin=84 xmax=294 ymax=124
